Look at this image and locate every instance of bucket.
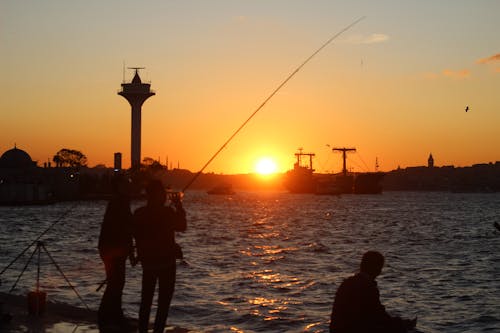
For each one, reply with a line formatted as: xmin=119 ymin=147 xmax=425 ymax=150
xmin=27 ymin=291 xmax=46 ymax=315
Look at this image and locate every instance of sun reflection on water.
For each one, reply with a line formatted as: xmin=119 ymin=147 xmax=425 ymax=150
xmin=248 ymin=296 xmax=290 ymax=321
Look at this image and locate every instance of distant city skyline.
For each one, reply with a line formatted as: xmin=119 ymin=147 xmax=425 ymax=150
xmin=1 ymin=144 xmax=497 ymax=178
xmin=1 ymin=1 xmax=499 ymax=174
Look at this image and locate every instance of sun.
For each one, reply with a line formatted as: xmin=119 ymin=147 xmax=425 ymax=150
xmin=255 ymin=157 xmax=278 ymax=175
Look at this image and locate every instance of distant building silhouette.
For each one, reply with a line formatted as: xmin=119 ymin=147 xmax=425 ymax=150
xmin=118 ymin=68 xmax=155 ymax=171
xmin=428 ymin=153 xmax=434 ymax=168
xmin=114 ymin=152 xmax=122 ymax=171
xmin=383 ymin=160 xmax=500 ymax=192
xmin=0 ymin=146 xmax=36 ymax=169
xmin=0 ymin=146 xmax=79 ymax=204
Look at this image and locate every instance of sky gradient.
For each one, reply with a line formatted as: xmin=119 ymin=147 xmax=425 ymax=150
xmin=1 ymin=0 xmax=499 ymax=174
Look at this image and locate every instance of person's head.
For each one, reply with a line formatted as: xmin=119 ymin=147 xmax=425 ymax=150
xmin=360 ymin=251 xmax=385 ymax=279
xmin=110 ymin=174 xmax=131 ymax=197
xmin=145 ymin=179 xmax=166 ymax=206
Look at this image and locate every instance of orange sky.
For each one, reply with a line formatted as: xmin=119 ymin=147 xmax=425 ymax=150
xmin=1 ymin=1 xmax=499 ymax=174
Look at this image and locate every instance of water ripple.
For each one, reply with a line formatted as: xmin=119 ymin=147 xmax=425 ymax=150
xmin=1 ymin=192 xmax=499 ymax=332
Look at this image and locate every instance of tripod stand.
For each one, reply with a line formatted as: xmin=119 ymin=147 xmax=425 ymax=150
xmin=8 ymin=241 xmax=90 ymax=314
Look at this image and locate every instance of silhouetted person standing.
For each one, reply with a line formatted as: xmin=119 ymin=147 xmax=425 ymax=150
xmin=133 ymin=180 xmax=186 ymax=333
xmin=330 ymin=251 xmax=416 ymax=333
xmin=98 ymin=175 xmax=135 ymax=330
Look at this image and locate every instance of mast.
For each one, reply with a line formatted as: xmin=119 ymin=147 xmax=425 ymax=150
xmin=332 ymin=147 xmax=356 ymax=175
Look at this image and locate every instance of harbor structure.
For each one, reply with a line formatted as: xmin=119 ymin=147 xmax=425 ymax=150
xmin=118 ymin=68 xmax=155 ymax=170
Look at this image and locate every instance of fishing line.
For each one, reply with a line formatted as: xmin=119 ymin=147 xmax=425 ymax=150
xmin=182 ymin=16 xmax=366 ymax=192
xmin=0 ymin=202 xmax=78 ymax=277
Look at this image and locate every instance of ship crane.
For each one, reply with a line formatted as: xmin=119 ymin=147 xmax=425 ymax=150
xmin=295 ymin=148 xmax=315 ymax=171
xmin=332 ymin=147 xmax=356 ymax=175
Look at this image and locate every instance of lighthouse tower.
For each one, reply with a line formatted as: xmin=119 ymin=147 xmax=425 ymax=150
xmin=118 ymin=68 xmax=155 ymax=170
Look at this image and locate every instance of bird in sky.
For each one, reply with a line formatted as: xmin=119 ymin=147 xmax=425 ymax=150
xmin=465 ymin=106 xmax=469 ymax=112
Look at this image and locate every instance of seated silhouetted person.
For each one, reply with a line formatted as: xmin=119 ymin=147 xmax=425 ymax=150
xmin=133 ymin=180 xmax=187 ymax=333
xmin=330 ymin=251 xmax=416 ymax=333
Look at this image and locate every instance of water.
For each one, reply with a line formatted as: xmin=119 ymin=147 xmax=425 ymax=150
xmin=1 ymin=191 xmax=499 ymax=333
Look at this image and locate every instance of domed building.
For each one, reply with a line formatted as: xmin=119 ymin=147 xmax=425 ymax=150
xmin=0 ymin=146 xmax=82 ymax=204
xmin=0 ymin=146 xmax=53 ymax=204
xmin=0 ymin=146 xmax=37 ymax=169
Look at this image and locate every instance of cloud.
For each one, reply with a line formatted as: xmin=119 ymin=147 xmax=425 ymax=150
xmin=363 ymin=33 xmax=389 ymax=44
xmin=344 ymin=33 xmax=389 ymax=44
xmin=420 ymin=53 xmax=500 ymax=80
xmin=476 ymin=53 xmax=500 ymax=64
xmin=476 ymin=53 xmax=500 ymax=74
xmin=421 ymin=69 xmax=470 ymax=80
xmin=442 ymin=69 xmax=470 ymax=79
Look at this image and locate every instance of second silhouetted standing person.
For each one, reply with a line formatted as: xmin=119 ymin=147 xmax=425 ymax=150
xmin=133 ymin=180 xmax=187 ymax=333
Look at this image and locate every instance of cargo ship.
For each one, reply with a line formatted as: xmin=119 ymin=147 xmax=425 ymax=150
xmin=283 ymin=148 xmax=384 ymax=194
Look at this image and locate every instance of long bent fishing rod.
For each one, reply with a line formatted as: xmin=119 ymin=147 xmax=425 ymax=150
xmin=182 ymin=16 xmax=365 ymax=192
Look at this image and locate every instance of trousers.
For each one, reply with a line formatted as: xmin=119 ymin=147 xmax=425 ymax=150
xmin=138 ymin=262 xmax=176 ymax=333
xmin=98 ymin=255 xmax=126 ymax=324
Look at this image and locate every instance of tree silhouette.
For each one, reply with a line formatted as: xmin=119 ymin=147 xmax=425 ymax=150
xmin=53 ymin=148 xmax=87 ymax=168
xmin=142 ymin=157 xmax=164 ymax=172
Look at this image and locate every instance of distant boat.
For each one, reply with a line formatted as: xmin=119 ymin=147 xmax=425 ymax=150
xmin=207 ymin=184 xmax=236 ymax=195
xmin=283 ymin=148 xmax=384 ymax=195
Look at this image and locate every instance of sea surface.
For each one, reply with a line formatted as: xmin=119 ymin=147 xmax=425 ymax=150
xmin=0 ymin=191 xmax=499 ymax=333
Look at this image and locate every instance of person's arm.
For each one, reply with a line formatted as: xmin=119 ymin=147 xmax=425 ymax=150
xmin=403 ymin=317 xmax=417 ymax=330
xmin=329 ymin=298 xmax=336 ymax=332
xmin=365 ymin=281 xmax=393 ymax=323
xmin=366 ymin=282 xmax=417 ymax=332
xmin=171 ymin=196 xmax=187 ymax=232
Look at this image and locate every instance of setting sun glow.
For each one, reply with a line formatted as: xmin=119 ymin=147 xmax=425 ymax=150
xmin=1 ymin=3 xmax=499 ymax=173
xmin=255 ymin=158 xmax=278 ymax=175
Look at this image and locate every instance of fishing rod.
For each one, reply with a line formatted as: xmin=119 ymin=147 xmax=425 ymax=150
xmin=181 ymin=16 xmax=366 ymax=193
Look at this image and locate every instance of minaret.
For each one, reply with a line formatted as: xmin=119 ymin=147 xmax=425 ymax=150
xmin=118 ymin=68 xmax=155 ymax=170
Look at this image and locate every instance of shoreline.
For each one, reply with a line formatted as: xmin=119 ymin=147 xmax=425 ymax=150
xmin=0 ymin=292 xmax=190 ymax=333
xmin=1 ymin=291 xmax=98 ymax=332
